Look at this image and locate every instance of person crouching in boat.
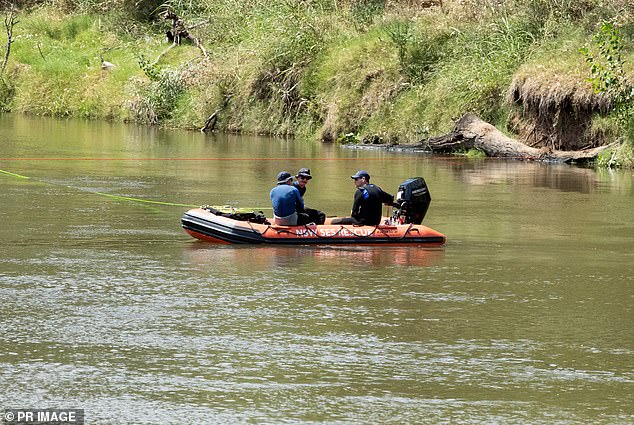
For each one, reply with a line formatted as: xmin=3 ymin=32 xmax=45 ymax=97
xmin=293 ymin=168 xmax=326 ymax=225
xmin=331 ymin=170 xmax=394 ymax=226
xmin=270 ymin=171 xmax=305 ymax=226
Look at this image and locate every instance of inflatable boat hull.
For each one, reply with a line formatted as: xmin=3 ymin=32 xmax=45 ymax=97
xmin=182 ymin=208 xmax=446 ymax=245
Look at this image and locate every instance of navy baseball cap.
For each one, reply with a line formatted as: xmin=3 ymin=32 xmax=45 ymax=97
xmin=276 ymin=171 xmax=293 ymax=184
xmin=351 ymin=170 xmax=370 ymax=180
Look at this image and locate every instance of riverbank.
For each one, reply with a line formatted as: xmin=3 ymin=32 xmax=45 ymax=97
xmin=0 ymin=1 xmax=632 ymax=167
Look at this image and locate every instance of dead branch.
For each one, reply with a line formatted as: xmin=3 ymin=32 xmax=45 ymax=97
xmin=151 ymin=42 xmax=176 ymax=67
xmin=201 ymin=95 xmax=232 ymax=133
xmin=161 ymin=9 xmax=207 ymax=59
xmin=37 ymin=42 xmax=45 ymax=60
xmin=1 ymin=8 xmax=17 ymax=76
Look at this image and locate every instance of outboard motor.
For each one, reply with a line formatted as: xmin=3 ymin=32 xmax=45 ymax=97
xmin=392 ymin=177 xmax=431 ymax=224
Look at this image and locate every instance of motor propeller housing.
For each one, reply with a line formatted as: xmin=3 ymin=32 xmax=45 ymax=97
xmin=392 ymin=177 xmax=431 ymax=225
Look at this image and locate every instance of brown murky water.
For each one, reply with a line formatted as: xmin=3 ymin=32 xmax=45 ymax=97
xmin=1 ymin=115 xmax=633 ymax=424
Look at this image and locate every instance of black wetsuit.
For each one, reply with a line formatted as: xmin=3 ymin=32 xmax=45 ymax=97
xmin=351 ymin=184 xmax=394 ymax=225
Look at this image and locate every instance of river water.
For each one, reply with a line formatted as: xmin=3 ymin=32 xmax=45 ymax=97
xmin=0 ymin=114 xmax=632 ymax=424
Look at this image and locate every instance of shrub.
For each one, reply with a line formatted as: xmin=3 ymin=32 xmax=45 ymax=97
xmin=127 ymin=67 xmax=185 ymax=124
xmin=0 ymin=78 xmax=16 ymax=111
xmin=582 ymin=19 xmax=634 ymax=137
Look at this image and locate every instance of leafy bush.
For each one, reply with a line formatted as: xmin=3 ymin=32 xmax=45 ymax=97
xmin=0 ymin=78 xmax=16 ymax=111
xmin=582 ymin=20 xmax=634 ymax=136
xmin=128 ymin=66 xmax=186 ymax=124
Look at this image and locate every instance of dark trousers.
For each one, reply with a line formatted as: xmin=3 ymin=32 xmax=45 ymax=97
xmin=330 ymin=216 xmax=361 ymax=225
xmin=298 ymin=208 xmax=326 ymax=225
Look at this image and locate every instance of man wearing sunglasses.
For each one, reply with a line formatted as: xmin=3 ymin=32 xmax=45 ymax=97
xmin=293 ymin=168 xmax=326 ymax=225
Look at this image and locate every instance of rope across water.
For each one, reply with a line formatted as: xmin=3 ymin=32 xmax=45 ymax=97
xmin=0 ymin=167 xmax=269 ymax=211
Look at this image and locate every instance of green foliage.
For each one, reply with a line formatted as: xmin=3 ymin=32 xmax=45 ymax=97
xmin=383 ymin=18 xmax=410 ymax=45
xmin=56 ymin=0 xmax=164 ymax=18
xmin=451 ymin=147 xmax=487 ymax=158
xmin=419 ymin=14 xmax=540 ymax=130
xmin=0 ymin=78 xmax=16 ymax=111
xmin=156 ymin=0 xmax=211 ymax=18
xmin=406 ymin=35 xmax=447 ymax=85
xmin=337 ymin=132 xmax=361 ymax=144
xmin=383 ymin=20 xmax=449 ymax=84
xmin=199 ymin=1 xmax=336 ymax=135
xmin=129 ymin=67 xmax=186 ymax=124
xmin=136 ymin=54 xmax=161 ymax=81
xmin=581 ymin=19 xmax=634 ymax=134
xmin=521 ymin=0 xmax=597 ymax=26
xmin=617 ymin=141 xmax=634 ymax=168
xmin=383 ymin=21 xmax=412 ymax=76
xmin=127 ymin=0 xmax=166 ymax=20
xmin=150 ymin=68 xmax=186 ymax=121
xmin=626 ymin=116 xmax=634 ymax=147
xmin=349 ymin=0 xmax=385 ymax=29
xmin=26 ymin=13 xmax=95 ymax=40
xmin=596 ymin=147 xmax=620 ymax=168
xmin=594 ymin=127 xmax=634 ymax=169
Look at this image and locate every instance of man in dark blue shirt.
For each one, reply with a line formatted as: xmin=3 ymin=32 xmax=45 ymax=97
xmin=331 ymin=170 xmax=393 ymax=225
xmin=270 ymin=171 xmax=305 ymax=225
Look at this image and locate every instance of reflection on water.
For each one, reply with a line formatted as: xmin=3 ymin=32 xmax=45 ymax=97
xmin=1 ymin=115 xmax=633 ymax=424
xmin=445 ymin=159 xmax=617 ymax=194
xmin=184 ymin=244 xmax=446 ymax=269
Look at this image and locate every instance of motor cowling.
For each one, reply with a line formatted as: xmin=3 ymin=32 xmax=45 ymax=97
xmin=392 ymin=177 xmax=431 ymax=224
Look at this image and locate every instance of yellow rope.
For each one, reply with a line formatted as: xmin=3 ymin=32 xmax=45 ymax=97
xmin=0 ymin=168 xmax=270 ymax=211
xmin=0 ymin=169 xmax=30 ymax=179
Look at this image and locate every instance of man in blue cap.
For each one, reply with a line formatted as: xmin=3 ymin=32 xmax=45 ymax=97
xmin=331 ymin=170 xmax=393 ymax=225
xmin=270 ymin=171 xmax=305 ymax=225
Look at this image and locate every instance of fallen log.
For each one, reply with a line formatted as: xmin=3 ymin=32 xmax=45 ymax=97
xmin=418 ymin=113 xmax=614 ymax=163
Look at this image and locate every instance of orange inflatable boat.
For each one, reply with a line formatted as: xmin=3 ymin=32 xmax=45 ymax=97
xmin=181 ymin=177 xmax=446 ymax=246
xmin=181 ymin=207 xmax=446 ymax=245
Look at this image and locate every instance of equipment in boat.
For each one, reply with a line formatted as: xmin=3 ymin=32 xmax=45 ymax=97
xmin=391 ymin=177 xmax=431 ymax=225
xmin=181 ymin=177 xmax=445 ymax=245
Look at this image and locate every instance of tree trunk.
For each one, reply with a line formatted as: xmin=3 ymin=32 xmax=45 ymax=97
xmin=1 ymin=10 xmax=17 ymax=76
xmin=420 ymin=113 xmax=613 ymax=163
xmin=162 ymin=10 xmax=207 ymax=58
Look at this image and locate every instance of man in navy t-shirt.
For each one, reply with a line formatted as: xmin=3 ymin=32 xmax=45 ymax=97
xmin=270 ymin=171 xmax=305 ymax=225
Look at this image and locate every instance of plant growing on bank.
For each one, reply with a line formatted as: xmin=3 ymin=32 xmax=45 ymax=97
xmin=581 ymin=19 xmax=634 ymax=144
xmin=137 ymin=53 xmax=161 ymax=81
xmin=0 ymin=7 xmax=18 ymax=111
xmin=129 ymin=54 xmax=186 ymax=124
xmin=383 ymin=20 xmax=446 ymax=85
xmin=349 ymin=0 xmax=384 ymax=30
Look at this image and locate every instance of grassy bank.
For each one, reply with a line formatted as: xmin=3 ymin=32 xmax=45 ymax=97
xmin=1 ymin=1 xmax=633 ymax=166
